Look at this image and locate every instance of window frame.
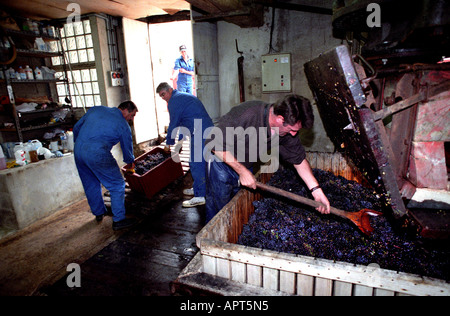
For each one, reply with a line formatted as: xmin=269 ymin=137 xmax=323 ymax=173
xmin=52 ymin=18 xmax=101 ymax=108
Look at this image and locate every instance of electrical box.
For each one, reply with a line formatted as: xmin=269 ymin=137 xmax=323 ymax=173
xmin=262 ymin=53 xmax=291 ymax=93
xmin=110 ymin=71 xmax=124 ymax=87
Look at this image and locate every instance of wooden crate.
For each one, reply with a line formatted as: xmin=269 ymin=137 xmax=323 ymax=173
xmin=121 ymin=147 xmax=184 ymax=198
xmin=192 ymin=152 xmax=450 ymax=296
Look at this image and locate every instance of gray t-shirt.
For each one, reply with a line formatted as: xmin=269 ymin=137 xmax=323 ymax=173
xmin=205 ymin=100 xmax=306 ymax=169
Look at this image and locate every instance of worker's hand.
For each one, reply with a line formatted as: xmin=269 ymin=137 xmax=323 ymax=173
xmin=312 ymin=189 xmax=331 ymax=214
xmin=125 ymin=166 xmax=135 ymax=174
xmin=238 ymin=169 xmax=257 ymax=190
xmin=163 ymin=145 xmax=171 ymax=154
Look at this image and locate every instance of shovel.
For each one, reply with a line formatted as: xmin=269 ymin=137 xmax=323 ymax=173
xmin=255 ymin=182 xmax=383 ymax=235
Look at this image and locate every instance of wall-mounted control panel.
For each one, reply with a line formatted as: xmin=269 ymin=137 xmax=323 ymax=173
xmin=262 ymin=53 xmax=291 ymax=93
xmin=110 ymin=71 xmax=124 ymax=87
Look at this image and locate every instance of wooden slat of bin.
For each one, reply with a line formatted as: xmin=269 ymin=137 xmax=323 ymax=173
xmin=230 ymin=261 xmax=246 ymax=283
xmin=280 ymin=271 xmax=296 ymax=294
xmin=374 ymin=287 xmax=395 ymax=296
xmin=315 ymin=277 xmax=333 ymax=296
xmin=333 ymin=281 xmax=353 ymax=296
xmin=263 ymin=267 xmax=278 ymax=291
xmin=247 ymin=264 xmax=262 ymax=287
xmin=297 ymin=274 xmax=314 ymax=296
xmin=217 ymin=257 xmax=230 ymax=279
xmin=353 ymin=284 xmax=374 ymax=296
xmin=202 ymin=255 xmax=216 ymax=275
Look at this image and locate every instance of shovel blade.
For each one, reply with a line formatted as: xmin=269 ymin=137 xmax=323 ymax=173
xmin=347 ymin=209 xmax=383 ymax=235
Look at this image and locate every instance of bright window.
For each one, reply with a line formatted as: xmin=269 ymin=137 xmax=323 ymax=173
xmin=52 ymin=19 xmax=101 ymax=108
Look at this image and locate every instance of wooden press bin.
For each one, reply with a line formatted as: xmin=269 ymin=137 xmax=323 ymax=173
xmin=194 ymin=152 xmax=450 ymax=296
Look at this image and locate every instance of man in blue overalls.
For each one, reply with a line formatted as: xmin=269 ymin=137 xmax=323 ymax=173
xmin=73 ymin=101 xmax=138 ymax=231
xmin=157 ymin=82 xmax=213 ymax=207
xmin=170 ymin=45 xmax=195 ymax=95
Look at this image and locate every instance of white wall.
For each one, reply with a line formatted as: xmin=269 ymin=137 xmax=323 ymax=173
xmin=148 ymin=20 xmax=194 ymax=134
xmin=216 ymin=8 xmax=342 ymax=152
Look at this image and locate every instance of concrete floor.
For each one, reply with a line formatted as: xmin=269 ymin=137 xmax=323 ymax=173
xmin=0 ymin=171 xmax=204 ymax=296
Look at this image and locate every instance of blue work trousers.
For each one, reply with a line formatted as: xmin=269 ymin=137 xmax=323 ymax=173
xmin=189 ymin=133 xmax=207 ymax=197
xmin=74 ymin=143 xmax=126 ymax=222
xmin=177 ymin=82 xmax=193 ymax=95
xmin=205 ymin=158 xmax=241 ymax=223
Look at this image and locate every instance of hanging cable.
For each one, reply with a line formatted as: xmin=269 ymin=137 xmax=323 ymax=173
xmin=268 ymin=7 xmax=278 ymax=54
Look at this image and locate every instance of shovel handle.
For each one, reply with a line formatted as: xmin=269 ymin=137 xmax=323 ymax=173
xmin=255 ymin=182 xmax=346 ymax=217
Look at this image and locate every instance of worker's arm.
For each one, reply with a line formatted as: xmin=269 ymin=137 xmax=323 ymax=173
xmin=170 ymin=68 xmax=179 ymax=80
xmin=213 ymin=150 xmax=256 ymax=189
xmin=179 ymin=68 xmax=195 ymax=76
xmin=170 ymin=68 xmax=179 ymax=89
xmin=294 ymin=159 xmax=331 ymax=214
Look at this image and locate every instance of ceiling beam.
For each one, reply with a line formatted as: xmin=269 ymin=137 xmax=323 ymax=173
xmin=254 ymin=0 xmax=332 ymax=15
xmin=187 ymin=0 xmax=264 ymax=27
xmin=192 ymin=7 xmax=251 ymax=22
xmin=139 ymin=10 xmax=191 ymax=24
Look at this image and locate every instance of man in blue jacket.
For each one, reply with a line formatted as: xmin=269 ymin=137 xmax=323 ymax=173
xmin=157 ymin=82 xmax=213 ymax=207
xmin=73 ymin=101 xmax=138 ymax=231
xmin=170 ymin=45 xmax=195 ymax=94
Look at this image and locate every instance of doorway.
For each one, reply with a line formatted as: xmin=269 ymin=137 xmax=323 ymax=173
xmin=148 ymin=21 xmax=194 ymax=136
xmin=122 ymin=18 xmax=193 ymax=144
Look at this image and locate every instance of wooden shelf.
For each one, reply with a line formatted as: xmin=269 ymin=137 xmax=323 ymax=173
xmin=5 ymin=28 xmax=59 ymax=42
xmin=15 ymin=49 xmax=62 ymax=58
xmin=9 ymin=78 xmax=67 ymax=84
xmin=0 ymin=23 xmax=73 ymax=143
xmin=21 ymin=121 xmax=68 ymax=132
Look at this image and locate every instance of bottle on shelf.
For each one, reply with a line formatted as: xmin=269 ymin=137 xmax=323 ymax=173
xmin=7 ymin=67 xmax=15 ymax=79
xmin=18 ymin=66 xmax=26 ymax=80
xmin=31 ymin=22 xmax=40 ymax=35
xmin=66 ymin=131 xmax=74 ymax=151
xmin=47 ymin=26 xmax=55 ymax=37
xmin=25 ymin=65 xmax=34 ymax=80
xmin=34 ymin=66 xmax=43 ymax=80
xmin=13 ymin=142 xmax=28 ymax=166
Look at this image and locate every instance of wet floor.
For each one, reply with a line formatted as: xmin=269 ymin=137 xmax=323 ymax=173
xmin=39 ymin=173 xmax=204 ymax=296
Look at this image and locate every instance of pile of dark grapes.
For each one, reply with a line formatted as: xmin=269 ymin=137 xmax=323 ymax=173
xmin=238 ymin=167 xmax=450 ymax=281
xmin=134 ymin=152 xmax=170 ymax=175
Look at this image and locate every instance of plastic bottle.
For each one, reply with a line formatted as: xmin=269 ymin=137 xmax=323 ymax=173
xmin=30 ymin=139 xmax=42 ymax=151
xmin=24 ymin=141 xmax=33 ymax=162
xmin=7 ymin=67 xmax=15 ymax=79
xmin=18 ymin=66 xmax=26 ymax=80
xmin=23 ymin=19 xmax=31 ymax=32
xmin=60 ymin=133 xmax=68 ymax=152
xmin=25 ymin=65 xmax=34 ymax=80
xmin=66 ymin=131 xmax=74 ymax=151
xmin=31 ymin=22 xmax=40 ymax=35
xmin=47 ymin=26 xmax=55 ymax=37
xmin=0 ymin=145 xmax=6 ymax=170
xmin=14 ymin=142 xmax=27 ymax=166
xmin=34 ymin=66 xmax=43 ymax=80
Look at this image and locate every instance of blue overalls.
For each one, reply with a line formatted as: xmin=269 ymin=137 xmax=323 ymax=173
xmin=174 ymin=56 xmax=194 ymax=94
xmin=167 ymin=90 xmax=213 ymax=197
xmin=73 ymin=106 xmax=134 ymax=222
